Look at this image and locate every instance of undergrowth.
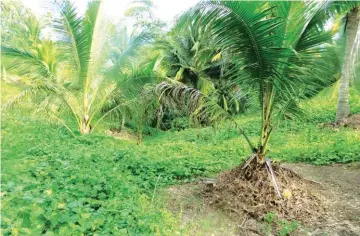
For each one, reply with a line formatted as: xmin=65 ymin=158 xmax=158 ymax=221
xmin=1 ymin=91 xmax=360 ymax=234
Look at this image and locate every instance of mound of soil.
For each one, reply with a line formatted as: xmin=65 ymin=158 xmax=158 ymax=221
xmin=339 ymin=114 xmax=360 ymax=128
xmin=320 ymin=114 xmax=360 ymax=129
xmin=165 ymin=162 xmax=360 ymax=235
xmin=106 ymin=128 xmax=138 ymax=140
xmin=203 ymin=161 xmax=326 ymax=223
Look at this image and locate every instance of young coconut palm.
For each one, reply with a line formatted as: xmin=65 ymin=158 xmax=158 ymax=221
xmin=156 ymin=16 xmax=248 ymax=123
xmin=2 ymin=0 xmax=150 ymax=136
xmin=99 ymin=25 xmax=153 ymax=131
xmin=101 ymin=52 xmax=159 ymax=143
xmin=157 ymin=1 xmax=339 ymax=166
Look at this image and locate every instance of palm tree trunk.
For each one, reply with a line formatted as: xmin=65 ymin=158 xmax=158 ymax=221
xmin=257 ymin=86 xmax=275 ymax=162
xmin=80 ymin=115 xmax=91 ymax=134
xmin=336 ymin=7 xmax=360 ymax=122
xmin=156 ymin=105 xmax=163 ymax=129
xmin=81 ymin=85 xmax=91 ymax=134
xmin=120 ymin=115 xmax=126 ymax=133
xmin=137 ymin=120 xmax=143 ymax=144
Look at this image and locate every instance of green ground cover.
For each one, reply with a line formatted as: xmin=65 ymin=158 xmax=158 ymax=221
xmin=2 ymin=90 xmax=360 ymax=235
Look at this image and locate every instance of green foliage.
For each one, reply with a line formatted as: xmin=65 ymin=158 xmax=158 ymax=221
xmin=1 ymin=0 xmax=155 ymax=136
xmin=272 ymin=125 xmax=360 ymax=165
xmin=1 ymin=113 xmax=245 ymax=235
xmin=124 ymin=0 xmax=166 ymax=37
xmin=156 ymin=1 xmax=344 ymax=156
xmin=1 ymin=0 xmax=47 ymax=49
xmin=2 ymin=90 xmax=360 ymax=234
xmin=170 ymin=117 xmax=189 ymax=131
xmin=2 ymin=1 xmax=360 ymax=235
xmin=2 ymin=116 xmax=179 ymax=235
xmin=262 ymin=212 xmax=299 ymax=236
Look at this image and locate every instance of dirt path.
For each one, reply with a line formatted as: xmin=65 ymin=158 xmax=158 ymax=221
xmin=165 ymin=162 xmax=360 ymax=236
xmin=283 ymin=162 xmax=360 ymax=236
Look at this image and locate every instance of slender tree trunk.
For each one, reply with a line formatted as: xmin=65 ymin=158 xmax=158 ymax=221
xmin=137 ymin=119 xmax=143 ymax=144
xmin=80 ymin=115 xmax=91 ymax=134
xmin=81 ymin=85 xmax=91 ymax=134
xmin=120 ymin=115 xmax=126 ymax=133
xmin=257 ymin=86 xmax=275 ymax=162
xmin=336 ymin=7 xmax=360 ymax=122
xmin=156 ymin=105 xmax=163 ymax=129
xmin=258 ymin=111 xmax=273 ymax=163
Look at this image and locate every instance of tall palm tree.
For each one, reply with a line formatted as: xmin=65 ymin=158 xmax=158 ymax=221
xmin=2 ymin=0 xmax=150 ymax=136
xmin=158 ymin=1 xmax=339 ymax=165
xmin=336 ymin=6 xmax=360 ymax=122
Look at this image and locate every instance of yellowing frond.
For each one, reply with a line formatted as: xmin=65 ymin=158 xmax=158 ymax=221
xmin=175 ymin=67 xmax=184 ymax=81
xmin=331 ymin=22 xmax=339 ymax=33
xmin=211 ymin=52 xmax=221 ymax=62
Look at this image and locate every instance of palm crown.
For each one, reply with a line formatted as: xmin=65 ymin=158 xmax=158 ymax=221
xmin=157 ymin=1 xmax=340 ymax=157
xmin=2 ymin=0 xmax=153 ymax=135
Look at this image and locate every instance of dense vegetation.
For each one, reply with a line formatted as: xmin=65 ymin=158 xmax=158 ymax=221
xmin=1 ymin=0 xmax=360 ymax=235
xmin=2 ymin=89 xmax=359 ymax=235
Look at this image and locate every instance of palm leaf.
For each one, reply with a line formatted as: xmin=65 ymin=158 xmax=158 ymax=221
xmin=1 ymin=46 xmax=54 ymax=79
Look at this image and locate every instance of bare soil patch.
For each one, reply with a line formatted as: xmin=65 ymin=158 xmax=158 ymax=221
xmin=106 ymin=128 xmax=138 ymax=140
xmin=165 ymin=162 xmax=360 ymax=235
xmin=283 ymin=162 xmax=360 ymax=236
xmin=320 ymin=114 xmax=360 ymax=130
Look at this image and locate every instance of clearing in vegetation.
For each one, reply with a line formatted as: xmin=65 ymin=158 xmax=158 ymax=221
xmin=165 ymin=163 xmax=360 ymax=235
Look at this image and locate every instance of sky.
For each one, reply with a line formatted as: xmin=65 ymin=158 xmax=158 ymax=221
xmin=22 ymin=0 xmax=198 ymax=26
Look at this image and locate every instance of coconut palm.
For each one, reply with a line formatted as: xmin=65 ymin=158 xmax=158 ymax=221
xmin=100 ymin=58 xmax=158 ymax=143
xmin=99 ymin=25 xmax=153 ymax=131
xmin=1 ymin=0 xmax=45 ymax=49
xmin=2 ymin=0 xmax=151 ymax=136
xmin=157 ymin=1 xmax=339 ymax=165
xmin=156 ymin=18 xmax=248 ymax=120
xmin=101 ymin=48 xmax=159 ymax=142
xmin=336 ymin=5 xmax=360 ymax=122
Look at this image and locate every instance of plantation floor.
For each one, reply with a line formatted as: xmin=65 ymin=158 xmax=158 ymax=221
xmin=284 ymin=162 xmax=360 ymax=236
xmin=2 ymin=91 xmax=360 ymax=234
xmin=165 ymin=162 xmax=360 ymax=236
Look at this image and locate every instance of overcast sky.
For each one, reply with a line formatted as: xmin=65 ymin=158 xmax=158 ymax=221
xmin=22 ymin=0 xmax=198 ymax=26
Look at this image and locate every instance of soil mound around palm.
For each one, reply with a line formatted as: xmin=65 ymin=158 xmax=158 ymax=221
xmin=339 ymin=114 xmax=360 ymax=128
xmin=320 ymin=114 xmax=360 ymax=129
xmin=106 ymin=128 xmax=138 ymax=140
xmin=202 ymin=162 xmax=326 ymax=223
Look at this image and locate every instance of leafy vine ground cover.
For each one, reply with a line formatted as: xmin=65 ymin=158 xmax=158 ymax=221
xmin=1 ymin=91 xmax=360 ymax=235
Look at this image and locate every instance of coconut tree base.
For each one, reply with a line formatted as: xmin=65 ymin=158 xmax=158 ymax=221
xmin=320 ymin=114 xmax=360 ymax=130
xmin=203 ymin=156 xmax=326 ymax=222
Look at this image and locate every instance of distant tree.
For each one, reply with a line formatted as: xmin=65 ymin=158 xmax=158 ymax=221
xmin=124 ymin=0 xmax=166 ymax=37
xmin=1 ymin=0 xmax=39 ymax=48
xmin=1 ymin=0 xmax=52 ymax=83
xmin=100 ymin=25 xmax=158 ymax=141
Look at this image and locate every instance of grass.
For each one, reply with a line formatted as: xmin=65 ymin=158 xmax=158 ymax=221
xmin=1 ymin=88 xmax=360 ymax=235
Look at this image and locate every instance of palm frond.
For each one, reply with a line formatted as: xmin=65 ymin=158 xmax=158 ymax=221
xmin=156 ymin=81 xmax=229 ymax=124
xmin=3 ymin=84 xmax=52 ymax=110
xmin=1 ymin=45 xmax=54 ymax=79
xmin=54 ymin=0 xmax=85 ymax=80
